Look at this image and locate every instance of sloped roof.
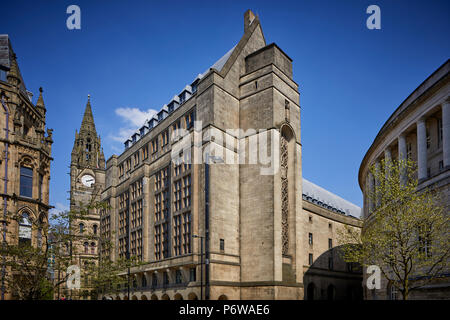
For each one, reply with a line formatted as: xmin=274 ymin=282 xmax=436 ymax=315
xmin=302 ymin=178 xmax=362 ymax=218
xmin=202 ymin=45 xmax=237 ymax=76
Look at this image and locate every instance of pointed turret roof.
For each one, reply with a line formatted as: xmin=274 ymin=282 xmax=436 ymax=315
xmin=80 ymin=94 xmax=97 ymax=135
xmin=36 ymin=86 xmax=45 ymax=109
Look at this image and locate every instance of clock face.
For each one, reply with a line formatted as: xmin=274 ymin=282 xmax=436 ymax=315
xmin=81 ymin=174 xmax=95 ymax=187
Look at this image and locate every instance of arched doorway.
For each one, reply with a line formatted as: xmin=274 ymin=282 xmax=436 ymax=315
xmin=218 ymin=295 xmax=228 ymax=300
xmin=131 ymin=295 xmax=138 ymax=300
xmin=151 ymin=294 xmax=158 ymax=300
xmin=115 ymin=296 xmax=121 ymax=300
xmin=174 ymin=293 xmax=183 ymax=300
xmin=161 ymin=294 xmax=170 ymax=300
xmin=306 ymin=283 xmax=315 ymax=300
xmin=188 ymin=292 xmax=198 ymax=300
xmin=141 ymin=295 xmax=148 ymax=300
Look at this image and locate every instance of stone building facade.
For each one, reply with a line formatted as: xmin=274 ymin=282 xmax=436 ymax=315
xmin=0 ymin=35 xmax=53 ymax=300
xmin=302 ymin=179 xmax=362 ymax=300
xmin=98 ymin=11 xmax=362 ymax=300
xmin=359 ymin=60 xmax=450 ymax=299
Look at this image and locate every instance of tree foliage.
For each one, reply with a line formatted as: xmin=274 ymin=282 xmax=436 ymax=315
xmin=338 ymin=159 xmax=449 ymax=300
xmin=0 ymin=201 xmax=142 ymax=300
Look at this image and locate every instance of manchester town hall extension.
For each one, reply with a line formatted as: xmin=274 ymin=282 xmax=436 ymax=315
xmin=1 ymin=10 xmax=448 ymax=300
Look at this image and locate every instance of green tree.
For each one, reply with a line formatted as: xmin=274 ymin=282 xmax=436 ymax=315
xmin=0 ymin=201 xmax=141 ymax=300
xmin=338 ymin=159 xmax=449 ymax=300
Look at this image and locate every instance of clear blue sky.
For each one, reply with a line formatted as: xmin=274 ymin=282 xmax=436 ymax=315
xmin=2 ymin=0 xmax=449 ymax=212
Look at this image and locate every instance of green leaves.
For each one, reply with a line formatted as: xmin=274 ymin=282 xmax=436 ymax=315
xmin=338 ymin=159 xmax=449 ymax=299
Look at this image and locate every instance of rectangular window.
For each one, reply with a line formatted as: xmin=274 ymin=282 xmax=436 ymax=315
xmin=308 ymin=233 xmax=313 ymax=245
xmin=142 ymin=143 xmax=149 ymax=160
xmin=185 ymin=111 xmax=195 ymax=130
xmin=162 ymin=130 xmax=169 ymax=147
xmin=172 ymin=120 xmax=182 ymax=141
xmin=308 ymin=253 xmax=313 ymax=265
xmin=173 ymin=214 xmax=182 ymax=256
xmin=134 ymin=152 xmax=140 ymax=167
xmin=328 ymin=238 xmax=333 ymax=249
xmin=154 ymin=225 xmax=161 ymax=260
xmin=406 ymin=142 xmax=412 ymax=159
xmin=151 ymin=138 xmax=159 ymax=154
xmin=20 ymin=167 xmax=33 ymax=198
xmin=183 ymin=175 xmax=191 ymax=208
xmin=220 ymin=239 xmax=225 ymax=252
xmin=439 ymin=160 xmax=444 ymax=172
xmin=189 ymin=267 xmax=196 ymax=282
xmin=175 ymin=270 xmax=182 ymax=284
xmin=38 ymin=174 xmax=43 ymax=202
xmin=182 ymin=212 xmax=191 ymax=254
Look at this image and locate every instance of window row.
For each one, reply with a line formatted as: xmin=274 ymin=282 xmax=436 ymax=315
xmin=119 ymin=110 xmax=195 ymax=176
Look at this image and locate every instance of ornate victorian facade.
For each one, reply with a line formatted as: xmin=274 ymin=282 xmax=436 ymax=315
xmin=0 ymin=35 xmax=53 ymax=299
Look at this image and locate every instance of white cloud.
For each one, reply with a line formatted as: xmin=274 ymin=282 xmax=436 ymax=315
xmin=49 ymin=202 xmax=69 ymax=218
xmin=108 ymin=107 xmax=158 ymax=144
xmin=115 ymin=107 xmax=157 ymax=127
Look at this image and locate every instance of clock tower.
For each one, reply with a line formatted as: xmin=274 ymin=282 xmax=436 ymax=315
xmin=69 ymin=95 xmax=105 ymax=298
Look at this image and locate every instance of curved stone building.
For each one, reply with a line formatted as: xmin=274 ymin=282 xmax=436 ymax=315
xmin=358 ymin=60 xmax=450 ymax=299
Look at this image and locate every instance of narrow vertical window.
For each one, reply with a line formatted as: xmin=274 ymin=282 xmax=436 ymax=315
xmin=20 ymin=167 xmax=33 ymax=198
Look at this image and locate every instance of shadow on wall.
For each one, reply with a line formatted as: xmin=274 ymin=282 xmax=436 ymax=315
xmin=303 ymin=245 xmax=363 ymax=300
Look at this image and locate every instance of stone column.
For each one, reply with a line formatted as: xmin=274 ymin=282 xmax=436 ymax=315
xmin=398 ymin=134 xmax=407 ymax=184
xmin=384 ymin=148 xmax=392 ymax=178
xmin=368 ymin=172 xmax=374 ymax=214
xmin=417 ymin=118 xmax=428 ymax=181
xmin=374 ymin=161 xmax=381 ymax=207
xmin=442 ymin=99 xmax=450 ymax=169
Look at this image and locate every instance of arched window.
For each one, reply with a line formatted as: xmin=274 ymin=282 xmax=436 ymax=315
xmin=93 ymin=224 xmax=98 ymax=235
xmin=142 ymin=275 xmax=147 ymax=288
xmin=84 ymin=242 xmax=89 ymax=254
xmin=79 ymin=223 xmax=85 ymax=234
xmin=90 ymin=242 xmax=96 ymax=254
xmin=19 ymin=212 xmax=32 ymax=246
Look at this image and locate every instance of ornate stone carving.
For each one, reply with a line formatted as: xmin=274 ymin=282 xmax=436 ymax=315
xmin=281 ymin=134 xmax=289 ymax=255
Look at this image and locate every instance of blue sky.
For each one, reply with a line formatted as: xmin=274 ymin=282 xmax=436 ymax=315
xmin=2 ymin=0 xmax=449 ymax=213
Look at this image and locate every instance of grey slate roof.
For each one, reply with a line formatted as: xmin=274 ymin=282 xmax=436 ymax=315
xmin=302 ymin=178 xmax=362 ymax=218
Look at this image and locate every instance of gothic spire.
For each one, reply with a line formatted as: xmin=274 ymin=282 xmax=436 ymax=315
xmin=36 ymin=87 xmax=46 ymax=117
xmin=80 ymin=94 xmax=97 ymax=135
